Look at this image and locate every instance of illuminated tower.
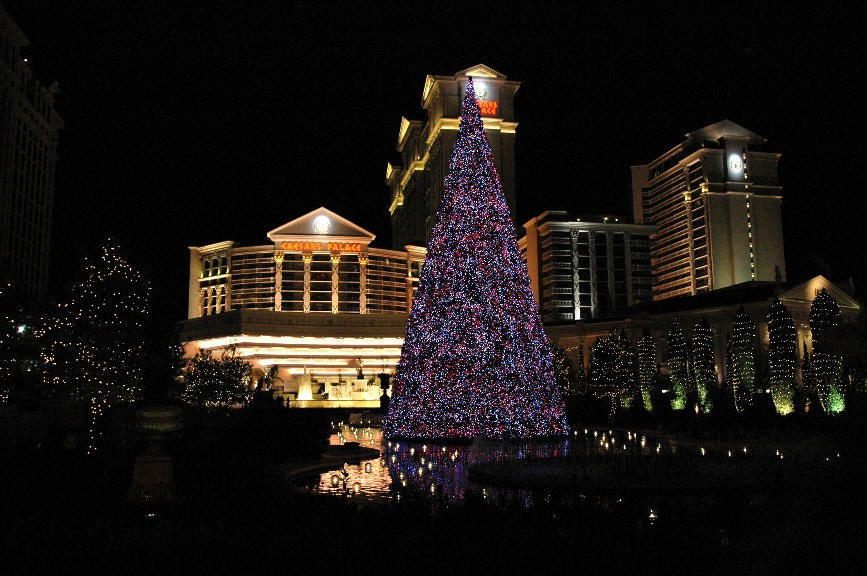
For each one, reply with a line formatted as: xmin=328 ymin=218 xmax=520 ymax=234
xmin=631 ymin=120 xmax=784 ymax=301
xmin=387 ymin=64 xmax=519 ymax=249
xmin=0 ymin=5 xmax=63 ymax=301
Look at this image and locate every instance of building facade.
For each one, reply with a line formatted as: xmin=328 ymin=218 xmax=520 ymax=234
xmin=520 ymin=211 xmax=656 ymax=322
xmin=631 ymin=120 xmax=785 ymax=301
xmin=0 ymin=5 xmax=63 ymax=301
xmin=547 ymin=275 xmax=864 ymax=394
xmin=387 ymin=64 xmax=519 ymax=249
xmin=179 ymin=207 xmax=425 ymax=407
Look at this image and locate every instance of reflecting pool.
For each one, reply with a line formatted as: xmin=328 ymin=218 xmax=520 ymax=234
xmin=291 ymin=423 xmax=842 ymax=517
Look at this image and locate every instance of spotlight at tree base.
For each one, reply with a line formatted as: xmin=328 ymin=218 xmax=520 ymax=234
xmin=382 ymin=77 xmax=569 ymax=440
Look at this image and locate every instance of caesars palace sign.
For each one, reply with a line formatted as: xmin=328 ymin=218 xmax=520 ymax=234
xmin=281 ymin=241 xmax=364 ymax=252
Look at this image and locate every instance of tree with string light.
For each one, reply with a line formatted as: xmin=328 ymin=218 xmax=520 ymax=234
xmin=180 ymin=345 xmax=253 ymax=408
xmin=39 ymin=240 xmax=150 ymax=454
xmin=551 ymin=342 xmax=579 ymax=400
xmin=637 ymin=328 xmax=656 ymax=412
xmin=666 ymin=318 xmax=689 ymax=410
xmin=767 ymin=299 xmax=797 ymax=415
xmin=382 ymin=77 xmax=568 ymax=439
xmin=615 ymin=330 xmax=638 ymax=410
xmin=810 ymin=288 xmax=845 ymax=413
xmin=691 ymin=317 xmax=715 ymax=413
xmin=731 ymin=307 xmax=757 ymax=412
xmin=589 ymin=331 xmax=623 ymax=416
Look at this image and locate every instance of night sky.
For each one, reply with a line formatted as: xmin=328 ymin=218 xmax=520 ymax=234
xmin=4 ymin=2 xmax=866 ymax=335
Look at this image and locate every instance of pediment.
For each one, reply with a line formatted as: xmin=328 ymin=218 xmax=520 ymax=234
xmin=778 ymin=275 xmax=862 ymax=312
xmin=456 ymin=64 xmax=506 ymax=79
xmin=685 ymin=119 xmax=767 ymax=145
xmin=267 ymin=207 xmax=376 ymax=243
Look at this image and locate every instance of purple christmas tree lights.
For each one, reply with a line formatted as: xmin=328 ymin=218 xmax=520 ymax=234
xmin=383 ymin=77 xmax=569 ymax=440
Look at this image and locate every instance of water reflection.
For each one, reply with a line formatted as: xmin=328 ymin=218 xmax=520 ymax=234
xmin=297 ymin=423 xmax=842 ymax=515
xmin=303 ymin=425 xmax=673 ymax=511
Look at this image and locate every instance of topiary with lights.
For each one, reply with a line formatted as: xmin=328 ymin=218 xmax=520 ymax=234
xmin=666 ymin=318 xmax=688 ymax=410
xmin=637 ymin=328 xmax=656 ymax=412
xmin=809 ymin=288 xmax=845 ymax=413
xmin=615 ymin=330 xmax=638 ymax=410
xmin=691 ymin=317 xmax=715 ymax=414
xmin=38 ymin=239 xmax=150 ymax=454
xmin=767 ymin=298 xmax=797 ymax=415
xmin=731 ymin=307 xmax=757 ymax=412
xmin=589 ymin=331 xmax=623 ymax=416
xmin=382 ymin=77 xmax=568 ymax=440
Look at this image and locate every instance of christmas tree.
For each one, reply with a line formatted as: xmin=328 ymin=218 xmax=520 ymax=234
xmin=809 ymin=288 xmax=845 ymax=413
xmin=39 ymin=239 xmax=150 ymax=453
xmin=731 ymin=307 xmax=757 ymax=412
xmin=666 ymin=317 xmax=689 ymax=410
xmin=383 ymin=77 xmax=568 ymax=440
xmin=691 ymin=317 xmax=715 ymax=413
xmin=589 ymin=332 xmax=623 ymax=416
xmin=767 ymin=299 xmax=797 ymax=415
xmin=637 ymin=328 xmax=656 ymax=412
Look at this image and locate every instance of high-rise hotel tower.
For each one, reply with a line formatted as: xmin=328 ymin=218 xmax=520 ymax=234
xmin=387 ymin=64 xmax=519 ymax=249
xmin=0 ymin=5 xmax=63 ymax=300
xmin=631 ymin=120 xmax=785 ymax=301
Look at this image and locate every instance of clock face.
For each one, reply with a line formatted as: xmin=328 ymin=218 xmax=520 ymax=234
xmin=728 ymin=154 xmax=742 ymax=172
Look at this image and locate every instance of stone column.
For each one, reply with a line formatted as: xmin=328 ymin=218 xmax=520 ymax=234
xmin=273 ymin=251 xmax=284 ymax=311
xmin=358 ymin=253 xmax=368 ymax=314
xmin=331 ymin=252 xmax=341 ymax=314
xmin=302 ymin=252 xmax=312 ymax=313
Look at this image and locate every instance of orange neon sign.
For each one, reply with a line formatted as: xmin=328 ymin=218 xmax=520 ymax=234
xmin=282 ymin=241 xmax=323 ymax=251
xmin=478 ymin=100 xmax=498 ymax=116
xmin=327 ymin=242 xmax=362 ymax=252
xmin=281 ymin=241 xmax=363 ymax=252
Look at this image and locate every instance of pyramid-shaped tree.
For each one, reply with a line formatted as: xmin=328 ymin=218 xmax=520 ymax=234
xmin=767 ymin=299 xmax=797 ymax=415
xmin=809 ymin=288 xmax=845 ymax=413
xmin=383 ymin=77 xmax=569 ymax=440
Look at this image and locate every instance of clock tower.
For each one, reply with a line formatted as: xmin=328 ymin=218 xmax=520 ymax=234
xmin=387 ymin=64 xmax=520 ymax=250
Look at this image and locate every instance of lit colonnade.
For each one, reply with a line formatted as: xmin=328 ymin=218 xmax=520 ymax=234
xmin=179 ymin=207 xmax=426 ymax=408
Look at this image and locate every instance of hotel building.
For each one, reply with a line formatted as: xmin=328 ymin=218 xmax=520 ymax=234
xmin=178 ymin=207 xmax=425 ymax=407
xmin=387 ymin=64 xmax=519 ymax=249
xmin=631 ymin=120 xmax=785 ymax=301
xmin=520 ymin=211 xmax=656 ymax=322
xmin=0 ymin=5 xmax=63 ymax=301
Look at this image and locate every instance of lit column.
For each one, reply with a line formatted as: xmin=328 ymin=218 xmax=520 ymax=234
xmin=199 ymin=287 xmax=206 ymax=317
xmin=358 ymin=253 xmax=368 ymax=314
xmin=624 ymin=233 xmax=634 ymax=307
xmin=331 ymin=252 xmax=341 ymax=314
xmin=607 ymin=231 xmax=615 ymax=312
xmin=588 ymin=234 xmax=598 ymax=319
xmin=273 ymin=251 xmax=284 ymax=312
xmin=571 ymin=231 xmax=581 ymax=320
xmin=684 ymin=186 xmax=696 ymax=295
xmin=302 ymin=252 xmax=312 ymax=313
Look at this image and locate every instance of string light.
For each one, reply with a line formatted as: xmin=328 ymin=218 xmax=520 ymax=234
xmin=666 ymin=317 xmax=688 ymax=410
xmin=767 ymin=298 xmax=796 ymax=415
xmin=38 ymin=240 xmax=150 ymax=454
xmin=731 ymin=307 xmax=756 ymax=412
xmin=638 ymin=328 xmax=655 ymax=412
xmin=382 ymin=77 xmax=569 ymax=440
xmin=809 ymin=288 xmax=845 ymax=413
xmin=691 ymin=317 xmax=715 ymax=413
